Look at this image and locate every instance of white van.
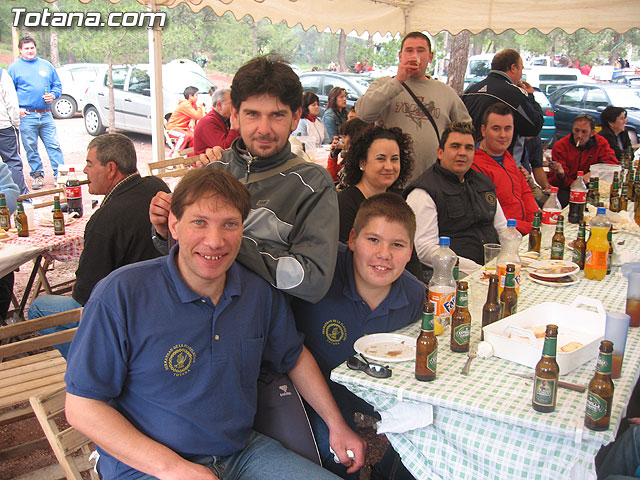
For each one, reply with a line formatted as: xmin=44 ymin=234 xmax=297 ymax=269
xmin=522 ymin=67 xmax=593 ymax=96
xmin=465 ymin=53 xmax=495 ymax=86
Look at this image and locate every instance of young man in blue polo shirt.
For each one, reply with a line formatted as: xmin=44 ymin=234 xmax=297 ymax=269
xmin=64 ymin=169 xmax=364 ymax=480
xmin=293 ymin=193 xmax=425 ymax=480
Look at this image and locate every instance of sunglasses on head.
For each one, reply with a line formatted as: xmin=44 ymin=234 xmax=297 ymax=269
xmin=347 ymin=354 xmax=392 ymax=378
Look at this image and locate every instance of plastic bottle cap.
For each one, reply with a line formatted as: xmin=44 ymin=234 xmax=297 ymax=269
xmin=550 ymin=187 xmax=558 ymax=193
xmin=597 ymin=207 xmax=606 ymax=215
xmin=439 ymin=236 xmax=450 ymax=246
xmin=507 ymin=219 xmax=517 ymax=228
xmin=577 ymin=171 xmax=584 ymax=176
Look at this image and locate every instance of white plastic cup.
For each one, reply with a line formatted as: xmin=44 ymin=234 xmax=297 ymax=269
xmin=23 ymin=202 xmax=36 ymax=231
xmin=604 ymin=312 xmax=630 ymax=379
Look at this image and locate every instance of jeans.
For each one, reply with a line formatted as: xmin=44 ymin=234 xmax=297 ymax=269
xmin=0 ymin=126 xmax=28 ymax=195
xmin=598 ymin=424 xmax=640 ymax=479
xmin=28 ymin=294 xmax=82 ymax=359
xmin=19 ymin=110 xmax=64 ymax=178
xmin=134 ymin=431 xmax=340 ymax=480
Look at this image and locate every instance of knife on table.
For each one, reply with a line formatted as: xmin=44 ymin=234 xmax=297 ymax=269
xmin=509 ymin=373 xmax=587 ymax=393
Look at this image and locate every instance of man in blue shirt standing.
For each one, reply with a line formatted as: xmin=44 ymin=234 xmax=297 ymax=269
xmin=65 ymin=168 xmax=365 ymax=480
xmin=8 ymin=36 xmax=64 ymax=190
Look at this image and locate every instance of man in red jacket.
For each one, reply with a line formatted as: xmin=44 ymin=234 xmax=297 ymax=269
xmin=548 ymin=114 xmax=617 ymax=206
xmin=193 ymin=88 xmax=240 ymax=154
xmin=472 ymin=102 xmax=539 ymax=235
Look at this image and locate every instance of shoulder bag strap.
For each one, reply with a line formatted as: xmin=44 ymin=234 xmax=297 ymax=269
xmin=401 ymin=82 xmax=440 ymax=143
xmin=243 ymin=156 xmax=306 ymax=185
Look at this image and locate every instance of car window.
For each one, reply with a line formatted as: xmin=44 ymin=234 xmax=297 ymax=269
xmin=70 ymin=67 xmax=98 ymax=83
xmin=613 ymin=77 xmax=626 ymax=84
xmin=300 ymin=75 xmax=321 ymax=95
xmin=128 ymin=68 xmax=150 ymax=96
xmin=630 ymin=78 xmax=640 ymax=87
xmin=557 ymin=87 xmax=586 ymax=107
xmin=323 ymin=77 xmax=359 ymax=100
xmin=106 ymin=67 xmax=128 ymax=90
xmin=584 ymin=88 xmax=609 ymax=110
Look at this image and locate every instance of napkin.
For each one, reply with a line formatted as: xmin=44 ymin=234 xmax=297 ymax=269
xmin=376 ymin=401 xmax=434 ymax=434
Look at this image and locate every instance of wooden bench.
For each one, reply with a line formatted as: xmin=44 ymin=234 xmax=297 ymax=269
xmin=147 ymin=147 xmax=196 ymax=178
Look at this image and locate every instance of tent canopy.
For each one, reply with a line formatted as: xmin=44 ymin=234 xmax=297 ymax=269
xmin=79 ymin=0 xmax=640 ymax=35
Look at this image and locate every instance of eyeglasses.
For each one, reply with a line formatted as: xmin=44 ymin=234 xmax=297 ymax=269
xmin=347 ymin=355 xmax=392 ymax=378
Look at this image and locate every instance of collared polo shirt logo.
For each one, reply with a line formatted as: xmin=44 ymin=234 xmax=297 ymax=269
xmin=322 ymin=319 xmax=346 ymax=345
xmin=164 ymin=344 xmax=196 ymax=376
xmin=485 ymin=192 xmax=496 ymax=206
xmin=279 ymin=385 xmax=292 ymax=397
xmin=256 ymin=199 xmax=269 ymax=207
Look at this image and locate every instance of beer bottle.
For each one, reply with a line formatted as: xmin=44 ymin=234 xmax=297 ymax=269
xmin=587 ymin=181 xmax=597 ymax=207
xmin=15 ymin=201 xmax=28 ymax=237
xmin=453 ymin=258 xmax=460 ymax=283
xmin=607 ymin=226 xmax=613 ymax=275
xmin=550 ymin=215 xmax=565 ymax=260
xmin=621 ymin=180 xmax=629 ymax=211
xmin=591 ymin=177 xmax=600 ymax=206
xmin=450 ymin=281 xmax=471 ymax=353
xmin=0 ymin=193 xmax=10 ymax=230
xmin=528 ymin=211 xmax=542 ymax=253
xmin=609 ymin=178 xmax=621 ymax=212
xmin=585 ymin=340 xmax=615 ymax=431
xmin=53 ymin=196 xmax=65 ymax=236
xmin=627 ymin=168 xmax=636 ymax=201
xmin=499 ymin=264 xmax=518 ymax=318
xmin=532 ymin=324 xmax=559 ymax=413
xmin=633 ymin=170 xmax=640 ymax=201
xmin=415 ymin=303 xmax=437 ymax=382
xmin=572 ymin=221 xmax=587 ymax=270
xmin=636 ymin=188 xmax=640 ymax=228
xmin=481 ymin=274 xmax=500 ymax=341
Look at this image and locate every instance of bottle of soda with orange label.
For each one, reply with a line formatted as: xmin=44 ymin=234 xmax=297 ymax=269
xmin=428 ymin=237 xmax=457 ymax=327
xmin=585 ymin=207 xmax=610 ymax=281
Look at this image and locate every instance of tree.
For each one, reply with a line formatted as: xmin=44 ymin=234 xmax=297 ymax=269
xmin=448 ymin=30 xmax=470 ymax=94
xmin=337 ymin=30 xmax=347 ymax=72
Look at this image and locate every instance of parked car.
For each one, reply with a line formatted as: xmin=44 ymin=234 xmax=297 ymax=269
xmin=612 ymin=75 xmax=640 ymax=87
xmin=522 ymin=67 xmax=593 ymax=97
xmin=532 ymin=89 xmax=555 ymax=145
xmin=548 ymin=83 xmax=640 ymax=144
xmin=82 ymin=63 xmax=214 ymax=136
xmin=53 ymin=63 xmax=106 ymax=119
xmin=298 ymin=72 xmax=374 ymax=115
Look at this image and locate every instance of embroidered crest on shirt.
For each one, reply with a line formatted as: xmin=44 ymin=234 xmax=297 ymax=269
xmin=164 ymin=344 xmax=196 ymax=376
xmin=322 ymin=320 xmax=347 ymax=345
xmin=485 ymin=192 xmax=497 ymax=206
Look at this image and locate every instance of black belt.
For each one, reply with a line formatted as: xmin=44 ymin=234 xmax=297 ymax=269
xmin=24 ymin=108 xmax=50 ymax=113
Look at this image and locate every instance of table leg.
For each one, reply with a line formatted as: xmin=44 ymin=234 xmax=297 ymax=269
xmin=17 ymin=255 xmax=42 ymax=320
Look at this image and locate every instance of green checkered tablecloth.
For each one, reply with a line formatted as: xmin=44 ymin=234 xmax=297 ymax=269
xmin=331 ymin=217 xmax=640 ymax=480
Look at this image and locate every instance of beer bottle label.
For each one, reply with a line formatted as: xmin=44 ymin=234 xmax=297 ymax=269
xmin=551 ymin=242 xmax=564 ymax=258
xmin=585 ymin=392 xmax=608 ymax=421
xmin=0 ymin=215 xmax=9 ymax=230
xmin=453 ymin=323 xmax=470 ymax=346
xmin=532 ymin=215 xmax=541 ymax=228
xmin=453 ymin=264 xmax=459 ymax=282
xmin=611 ymin=197 xmax=620 ymax=211
xmin=533 ymin=376 xmax=557 ymax=407
xmin=499 ymin=299 xmax=517 ymax=318
xmin=585 ymin=250 xmax=607 ymax=271
xmin=426 ymin=350 xmax=437 ymax=374
xmin=542 ymin=337 xmax=557 ymax=357
xmin=570 ymin=190 xmax=587 ymax=204
xmin=54 ymin=218 xmax=65 ymax=234
xmin=595 ymin=352 xmax=612 ymax=375
xmin=15 ymin=216 xmax=23 ymax=234
xmin=456 ymin=290 xmax=468 ymax=307
xmin=572 ymin=247 xmax=584 ymax=265
xmin=421 ymin=312 xmax=434 ymax=332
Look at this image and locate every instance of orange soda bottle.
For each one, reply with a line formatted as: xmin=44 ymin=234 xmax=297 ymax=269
xmin=585 ymin=207 xmax=610 ymax=281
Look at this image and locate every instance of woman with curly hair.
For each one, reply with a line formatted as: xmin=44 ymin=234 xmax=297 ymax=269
xmin=292 ymin=91 xmax=329 ymax=145
xmin=322 ymin=87 xmax=349 ymax=139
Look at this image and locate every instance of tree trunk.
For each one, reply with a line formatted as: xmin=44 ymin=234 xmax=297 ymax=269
xmin=338 ymin=30 xmax=348 ymax=72
xmin=252 ymin=20 xmax=259 ymax=56
xmin=448 ymin=30 xmax=471 ymax=95
xmin=107 ymin=62 xmax=116 ymax=134
xmin=609 ymin=33 xmax=623 ymax=65
xmin=49 ymin=30 xmax=60 ymax=67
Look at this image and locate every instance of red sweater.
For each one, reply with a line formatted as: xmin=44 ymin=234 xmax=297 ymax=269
xmin=472 ymin=149 xmax=538 ymax=235
xmin=549 ymin=134 xmax=617 ymax=188
xmin=193 ymin=109 xmax=240 ymax=155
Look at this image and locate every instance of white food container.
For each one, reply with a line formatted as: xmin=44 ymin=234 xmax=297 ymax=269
xmin=483 ymin=296 xmax=605 ymax=375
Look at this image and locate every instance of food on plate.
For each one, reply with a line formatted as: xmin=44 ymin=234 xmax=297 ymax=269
xmin=364 ymin=340 xmax=413 ymax=358
xmin=533 ymin=261 xmax=577 ymax=275
xmin=560 ymin=341 xmax=583 ymax=353
xmin=0 ymin=228 xmax=7 ymax=239
xmin=529 ymin=273 xmax=576 ymax=284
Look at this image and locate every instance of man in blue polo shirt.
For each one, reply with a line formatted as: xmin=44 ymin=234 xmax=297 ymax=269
xmin=292 ymin=193 xmax=424 ymax=480
xmin=8 ymin=35 xmax=64 ymax=190
xmin=64 ymin=168 xmax=364 ymax=480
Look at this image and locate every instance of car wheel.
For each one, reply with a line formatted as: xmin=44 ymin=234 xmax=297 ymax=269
xmin=84 ymin=106 xmax=106 ymax=136
xmin=51 ymin=95 xmax=77 ymax=119
xmin=627 ymin=129 xmax=638 ymax=146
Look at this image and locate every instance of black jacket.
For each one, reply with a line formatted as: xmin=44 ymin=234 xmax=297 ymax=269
xmin=462 ymin=71 xmax=544 ymax=141
xmin=404 ymin=162 xmax=500 ymax=265
xmin=598 ymin=124 xmax=631 ymax=161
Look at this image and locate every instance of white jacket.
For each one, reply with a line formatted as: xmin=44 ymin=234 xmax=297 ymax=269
xmin=0 ymin=68 xmax=19 ymax=129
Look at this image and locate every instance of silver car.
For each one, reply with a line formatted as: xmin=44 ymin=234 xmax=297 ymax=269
xmin=53 ymin=63 xmax=106 ymax=119
xmin=82 ymin=63 xmax=214 ymax=136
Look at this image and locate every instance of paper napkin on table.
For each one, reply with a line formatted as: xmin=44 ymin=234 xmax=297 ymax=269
xmin=376 ymin=401 xmax=434 ymax=434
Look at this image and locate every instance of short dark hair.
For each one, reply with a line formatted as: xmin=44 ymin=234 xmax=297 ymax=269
xmin=342 ymin=126 xmax=414 ymax=189
xmin=574 ymin=114 xmax=595 ymax=131
xmin=19 ymin=36 xmax=36 ymax=49
xmin=400 ymin=32 xmax=432 ymax=52
xmin=481 ymin=102 xmax=514 ymax=127
xmin=353 ymin=192 xmax=416 ymax=245
xmin=439 ymin=122 xmax=475 ymax=149
xmin=87 ymin=133 xmax=137 ymax=175
xmin=339 ymin=118 xmax=373 ymax=139
xmin=601 ymin=106 xmax=626 ymax=127
xmin=230 ymin=55 xmax=302 ymax=114
xmin=327 ymin=87 xmax=346 ymax=113
xmin=171 ymin=168 xmax=250 ymax=221
xmin=301 ymin=91 xmax=320 ymax=117
xmin=183 ymin=86 xmax=198 ymax=99
xmin=491 ymin=49 xmax=521 ymax=72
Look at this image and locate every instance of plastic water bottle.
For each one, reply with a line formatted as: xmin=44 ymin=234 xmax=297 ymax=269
xmin=541 ymin=186 xmax=561 ymax=250
xmin=568 ymin=171 xmax=587 ymax=224
xmin=428 ymin=237 xmax=457 ymax=327
xmin=65 ymin=167 xmax=83 ymax=217
xmin=497 ymin=219 xmax=522 ymax=295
